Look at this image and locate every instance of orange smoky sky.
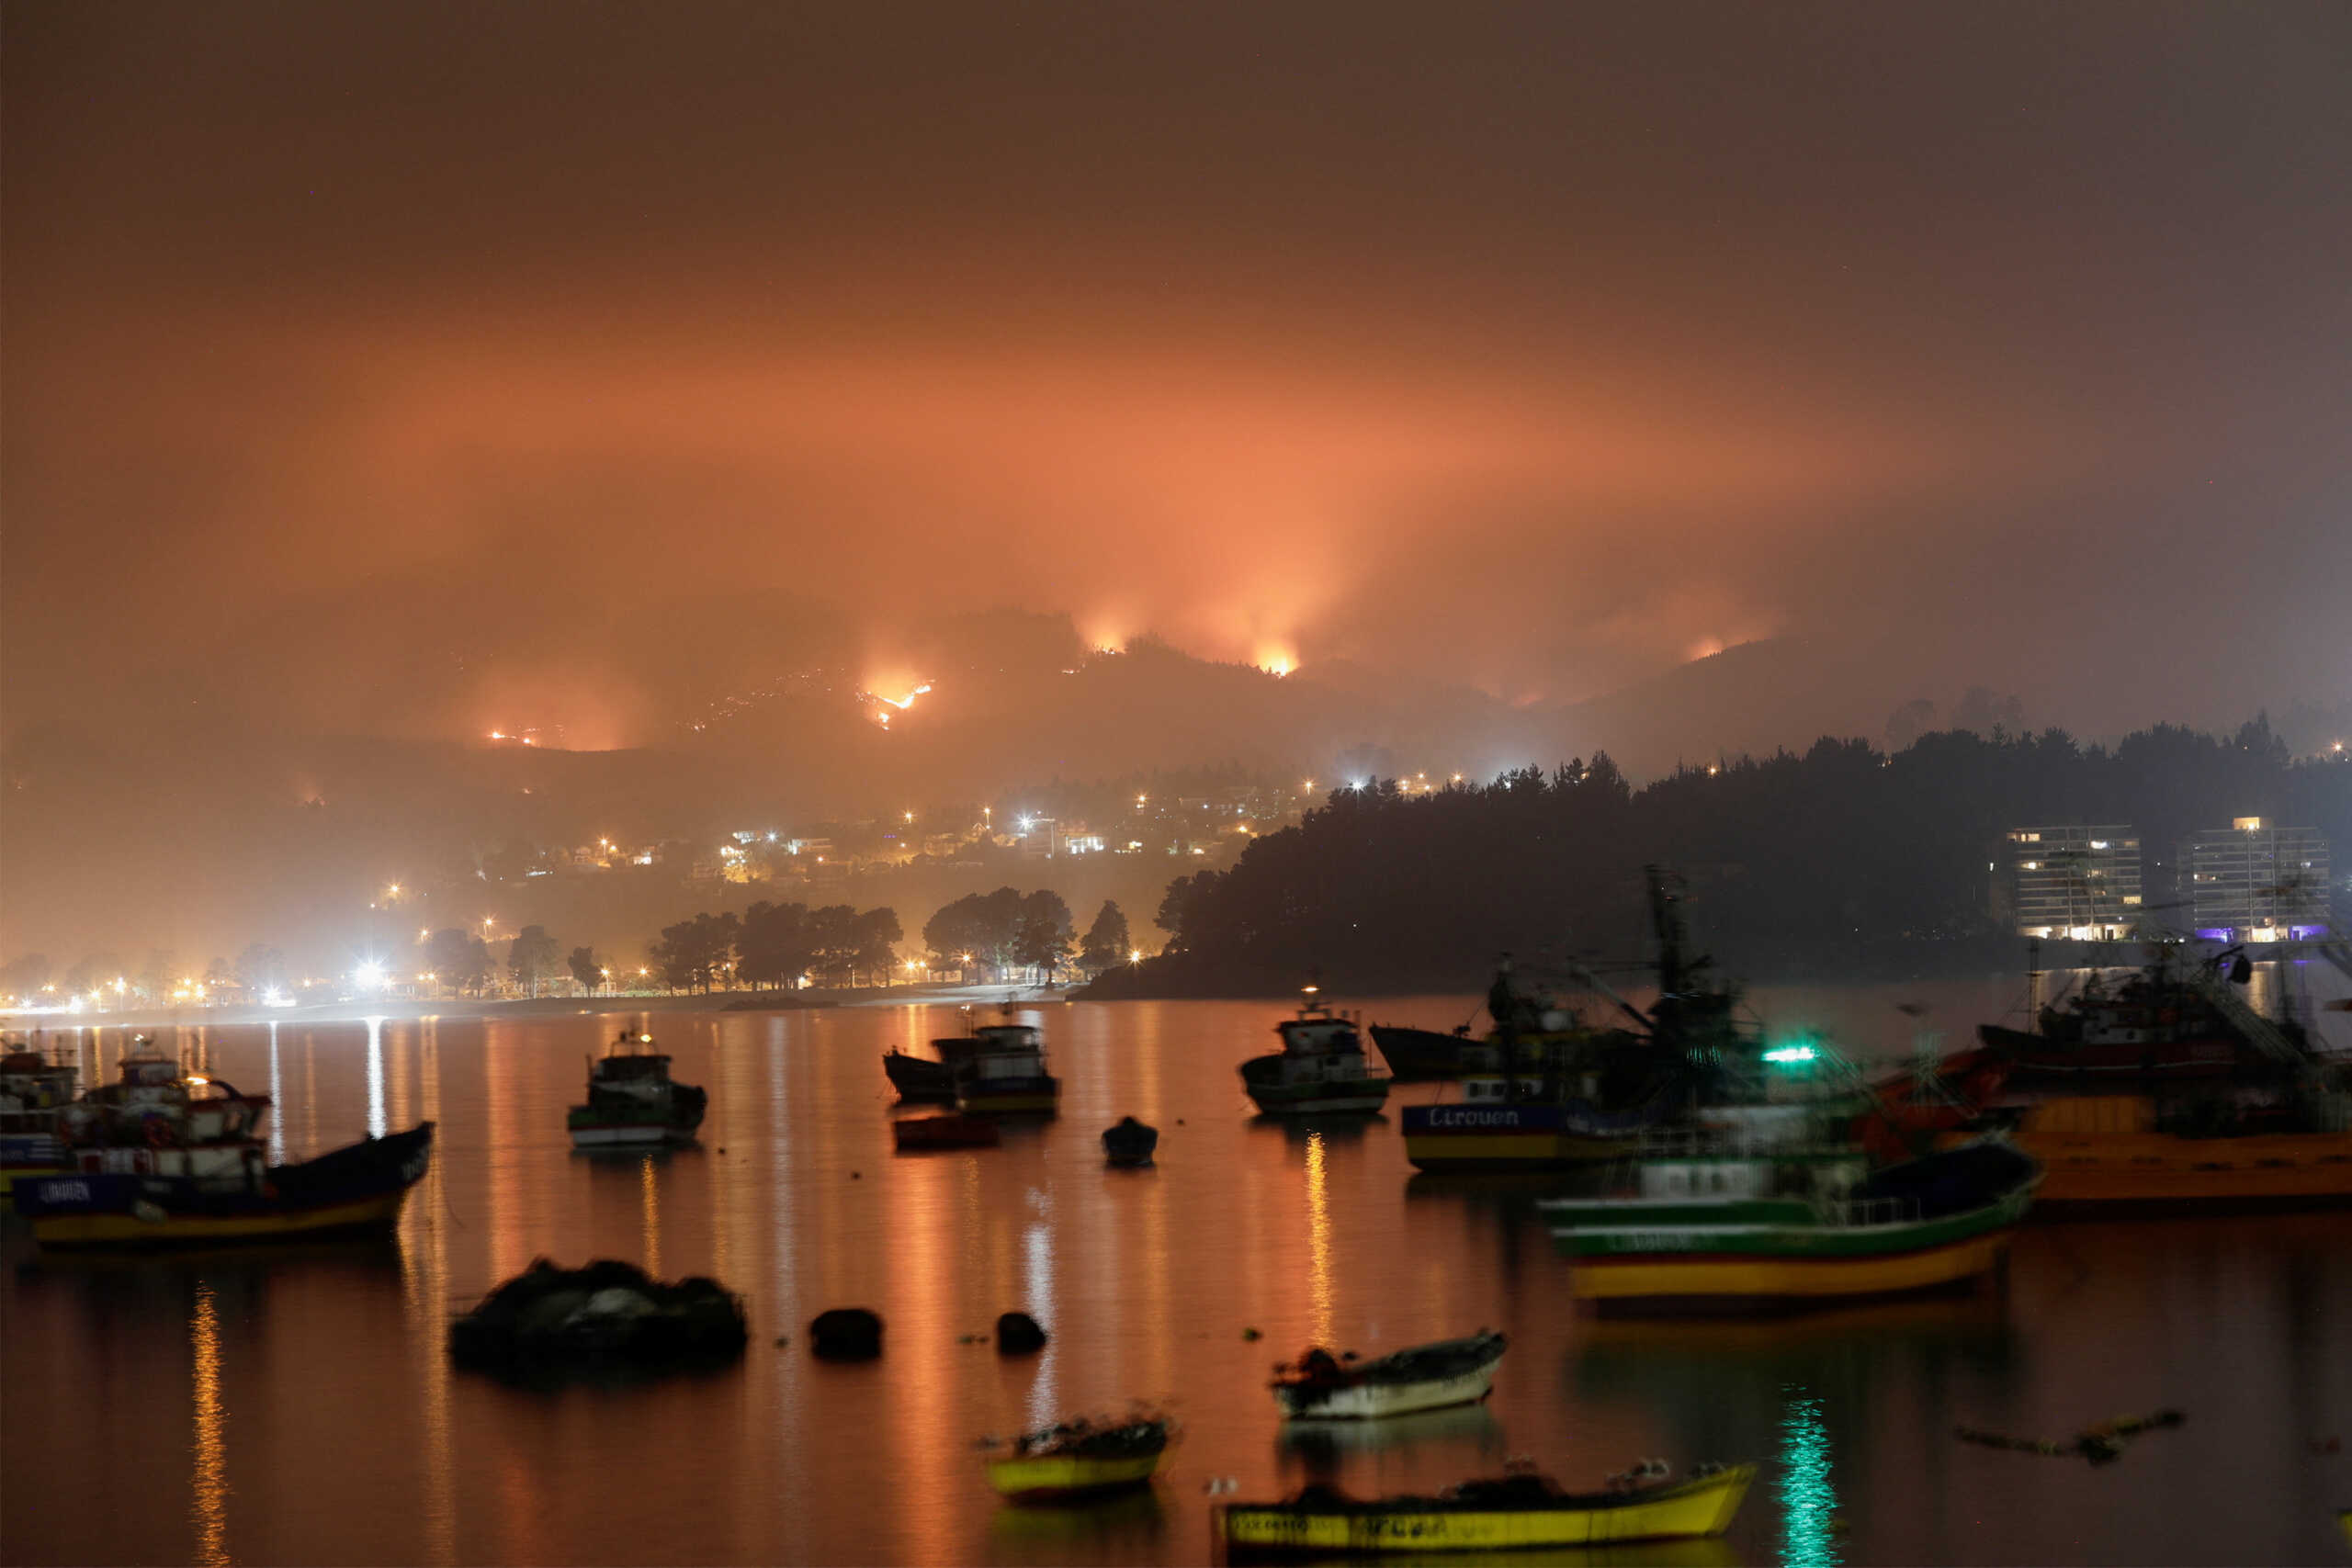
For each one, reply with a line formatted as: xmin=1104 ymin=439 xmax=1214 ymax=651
xmin=6 ymin=1 xmax=2349 ymax=748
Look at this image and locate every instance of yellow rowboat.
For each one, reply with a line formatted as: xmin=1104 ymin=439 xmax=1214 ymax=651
xmin=1218 ymin=1463 xmax=1755 ymax=1555
xmin=987 ymin=1415 xmax=1171 ymax=1502
xmin=987 ymin=1449 xmax=1165 ymax=1500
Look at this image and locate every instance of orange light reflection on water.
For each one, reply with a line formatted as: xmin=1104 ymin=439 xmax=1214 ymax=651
xmin=189 ymin=1280 xmax=229 ymax=1567
xmin=1302 ymin=1131 xmax=1335 ymax=1349
xmin=639 ymin=1152 xmax=662 ymax=1278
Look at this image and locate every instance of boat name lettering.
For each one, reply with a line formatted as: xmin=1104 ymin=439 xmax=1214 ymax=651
xmin=1425 ymin=1107 xmax=1525 ymax=1128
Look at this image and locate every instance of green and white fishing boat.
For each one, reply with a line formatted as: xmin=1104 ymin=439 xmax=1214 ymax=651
xmin=1544 ymin=1136 xmax=2040 ymax=1309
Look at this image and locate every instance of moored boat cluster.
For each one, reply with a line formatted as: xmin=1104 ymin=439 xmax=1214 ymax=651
xmin=6 ymin=866 xmax=2343 ymax=1556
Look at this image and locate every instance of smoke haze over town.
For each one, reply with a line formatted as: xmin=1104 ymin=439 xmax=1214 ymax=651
xmin=6 ymin=2 xmax=2351 ymax=968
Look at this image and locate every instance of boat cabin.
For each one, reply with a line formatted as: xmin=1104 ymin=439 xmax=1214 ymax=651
xmin=966 ymin=1024 xmax=1049 ymax=1084
xmin=1458 ymin=1075 xmax=1549 ymax=1101
xmin=1627 ymin=1147 xmax=1869 ymax=1202
xmin=1274 ymin=1000 xmax=1366 ymax=1058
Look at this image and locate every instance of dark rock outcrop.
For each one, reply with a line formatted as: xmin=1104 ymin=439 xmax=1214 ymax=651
xmin=809 ymin=1306 xmax=886 ymax=1359
xmin=995 ymin=1311 xmax=1048 ymax=1354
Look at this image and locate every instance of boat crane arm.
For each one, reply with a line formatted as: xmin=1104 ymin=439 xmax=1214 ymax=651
xmin=1565 ymin=964 xmax=1656 ymax=1032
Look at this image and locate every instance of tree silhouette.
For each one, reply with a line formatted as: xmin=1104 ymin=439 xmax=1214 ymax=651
xmin=1080 ymin=900 xmax=1131 ymax=973
xmin=508 ymin=924 xmax=562 ymax=997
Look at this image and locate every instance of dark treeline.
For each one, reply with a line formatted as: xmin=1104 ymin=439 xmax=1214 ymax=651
xmin=922 ymin=889 xmax=1130 ymax=986
xmin=648 ymin=902 xmax=905 ymax=993
xmin=1089 ymin=718 xmax=2352 ymax=997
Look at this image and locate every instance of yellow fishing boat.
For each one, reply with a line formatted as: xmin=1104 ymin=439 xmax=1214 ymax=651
xmin=986 ymin=1415 xmax=1170 ymax=1502
xmin=1217 ymin=1462 xmax=1755 ymax=1555
xmin=2002 ymin=1096 xmax=2352 ymax=1207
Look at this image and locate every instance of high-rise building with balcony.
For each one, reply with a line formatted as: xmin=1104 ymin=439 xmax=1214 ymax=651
xmin=2006 ymin=825 xmax=2144 ymax=940
xmin=2178 ymin=818 xmax=2331 ymax=941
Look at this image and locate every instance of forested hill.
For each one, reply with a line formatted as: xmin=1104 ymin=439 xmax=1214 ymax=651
xmin=1084 ymin=720 xmax=2352 ymax=997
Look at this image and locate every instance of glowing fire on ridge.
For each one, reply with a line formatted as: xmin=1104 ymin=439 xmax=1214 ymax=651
xmin=865 ymin=682 xmax=933 ymax=728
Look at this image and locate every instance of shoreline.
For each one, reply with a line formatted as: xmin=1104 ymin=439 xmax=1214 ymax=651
xmin=0 ymin=981 xmax=1059 ymax=1032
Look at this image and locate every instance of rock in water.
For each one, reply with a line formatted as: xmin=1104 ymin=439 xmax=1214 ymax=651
xmin=449 ymin=1257 xmax=748 ymax=1375
xmin=809 ymin=1307 xmax=886 ymax=1359
xmin=995 ymin=1311 xmax=1048 ymax=1354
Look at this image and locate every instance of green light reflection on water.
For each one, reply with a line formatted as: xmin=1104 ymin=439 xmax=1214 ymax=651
xmin=1780 ymin=1386 xmax=1841 ymax=1568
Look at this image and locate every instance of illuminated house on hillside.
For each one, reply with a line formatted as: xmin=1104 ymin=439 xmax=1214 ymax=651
xmin=2179 ymin=818 xmax=2332 ymax=942
xmin=2006 ymin=825 xmax=2144 ymax=940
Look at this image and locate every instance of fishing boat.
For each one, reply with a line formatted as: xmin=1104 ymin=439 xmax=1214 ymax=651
xmin=883 ymin=1027 xmax=987 ymax=1102
xmin=1272 ymin=1330 xmax=1507 ymax=1420
xmin=1365 ymin=1021 xmax=1481 ymax=1082
xmin=1401 ymin=874 xmax=1765 ymax=1170
xmin=1402 ymin=1070 xmax=1674 ymax=1170
xmin=568 ymin=1029 xmax=707 ymax=1148
xmin=1990 ymin=1090 xmax=2352 ymax=1209
xmin=1217 ymin=1460 xmax=1756 ymax=1555
xmin=1102 ymin=1115 xmax=1159 ymax=1165
xmin=955 ymin=1016 xmax=1060 ymax=1114
xmin=882 ymin=1047 xmax=959 ymax=1102
xmin=0 ymin=1040 xmax=79 ymax=1193
xmin=1548 ymin=1138 xmax=2040 ymax=1310
xmin=986 ymin=1414 xmax=1173 ymax=1501
xmin=1977 ymin=943 xmax=2314 ymax=1087
xmin=12 ymin=1051 xmax=433 ymax=1247
xmin=891 ymin=1111 xmax=1001 ymax=1150
xmin=1240 ymin=991 xmax=1391 ymax=1115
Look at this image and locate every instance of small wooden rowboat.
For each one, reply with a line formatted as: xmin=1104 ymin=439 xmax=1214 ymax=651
xmin=1272 ymin=1330 xmax=1506 ymax=1420
xmin=892 ymin=1113 xmax=1001 ymax=1151
xmin=986 ymin=1415 xmax=1171 ymax=1502
xmin=1217 ymin=1462 xmax=1755 ymax=1555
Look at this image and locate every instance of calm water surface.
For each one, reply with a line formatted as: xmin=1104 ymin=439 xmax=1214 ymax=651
xmin=6 ymin=987 xmax=2349 ymax=1566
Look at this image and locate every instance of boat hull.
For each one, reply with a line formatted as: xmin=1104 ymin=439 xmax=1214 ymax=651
xmin=1275 ymin=1331 xmax=1509 ymax=1421
xmin=1218 ymin=1465 xmax=1754 ymax=1554
xmin=1962 ymin=1095 xmax=2352 ymax=1209
xmin=893 ymin=1114 xmax=1001 ymax=1150
xmin=2017 ymin=1130 xmax=2352 ymax=1207
xmin=1249 ymin=1085 xmax=1391 ymax=1115
xmin=1569 ymin=1229 xmax=2016 ymax=1308
xmin=0 ymin=1132 xmax=66 ymax=1194
xmin=15 ymin=1123 xmax=435 ymax=1249
xmin=986 ymin=1450 xmax=1164 ymax=1501
xmin=1402 ymin=1104 xmax=1642 ymax=1169
xmin=1977 ymin=1023 xmax=2245 ymax=1084
xmin=1277 ymin=1362 xmax=1498 ymax=1421
xmin=883 ymin=1051 xmax=959 ymax=1103
xmin=1555 ymin=1142 xmax=2040 ymax=1308
xmin=568 ymin=1122 xmax=697 ymax=1149
xmin=957 ymin=1084 xmax=1060 ymax=1115
xmin=1365 ymin=1025 xmax=1474 ymax=1082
